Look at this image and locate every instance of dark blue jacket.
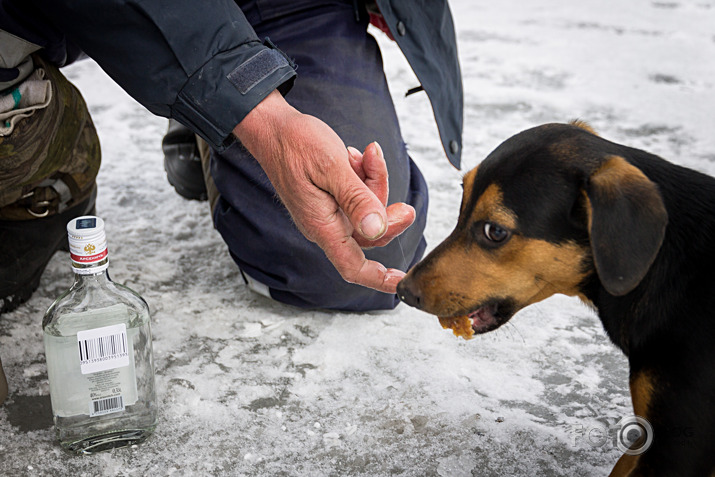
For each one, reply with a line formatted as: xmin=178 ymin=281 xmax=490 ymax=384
xmin=0 ymin=0 xmax=463 ymax=167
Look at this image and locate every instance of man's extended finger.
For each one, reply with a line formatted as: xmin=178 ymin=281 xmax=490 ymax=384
xmin=347 ymin=146 xmax=367 ymax=182
xmin=318 ymin=227 xmax=406 ymax=293
xmin=347 ymin=143 xmax=388 ymax=206
xmin=360 ymin=142 xmax=388 ymax=206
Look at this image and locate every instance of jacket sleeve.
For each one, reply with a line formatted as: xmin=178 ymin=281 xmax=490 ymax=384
xmin=16 ymin=0 xmax=296 ymax=151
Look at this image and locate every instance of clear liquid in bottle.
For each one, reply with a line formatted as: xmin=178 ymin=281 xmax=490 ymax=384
xmin=42 ymin=216 xmax=157 ymax=454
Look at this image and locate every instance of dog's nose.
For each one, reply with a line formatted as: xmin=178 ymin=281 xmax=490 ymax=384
xmin=396 ymin=277 xmax=422 ymax=309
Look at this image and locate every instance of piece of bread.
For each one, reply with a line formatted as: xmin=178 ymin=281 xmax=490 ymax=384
xmin=438 ymin=315 xmax=474 ymax=340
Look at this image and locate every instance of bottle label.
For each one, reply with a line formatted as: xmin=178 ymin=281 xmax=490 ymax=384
xmin=77 ymin=324 xmax=130 ymax=374
xmin=44 ymin=305 xmax=139 ymax=418
xmin=86 ymin=369 xmax=128 ymax=417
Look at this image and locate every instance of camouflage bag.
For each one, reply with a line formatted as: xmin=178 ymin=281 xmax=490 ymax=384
xmin=0 ymin=55 xmax=100 ymax=220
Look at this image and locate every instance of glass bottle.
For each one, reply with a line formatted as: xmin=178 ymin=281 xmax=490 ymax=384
xmin=42 ymin=216 xmax=157 ymax=454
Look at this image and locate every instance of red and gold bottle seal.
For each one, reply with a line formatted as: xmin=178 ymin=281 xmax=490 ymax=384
xmin=67 ymin=216 xmax=109 ymax=273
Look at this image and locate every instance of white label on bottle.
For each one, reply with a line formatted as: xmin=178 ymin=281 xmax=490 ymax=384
xmin=90 ymin=394 xmax=125 ymax=417
xmin=77 ymin=324 xmax=130 ymax=374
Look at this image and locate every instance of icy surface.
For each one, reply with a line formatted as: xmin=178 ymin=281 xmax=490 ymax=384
xmin=2 ymin=0 xmax=715 ymax=475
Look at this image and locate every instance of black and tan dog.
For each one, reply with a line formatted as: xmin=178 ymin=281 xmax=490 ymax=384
xmin=397 ymin=122 xmax=715 ymax=476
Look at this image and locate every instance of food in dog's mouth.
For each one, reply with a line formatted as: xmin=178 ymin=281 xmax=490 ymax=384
xmin=438 ymin=315 xmax=474 ymax=339
xmin=438 ymin=302 xmax=502 ymax=340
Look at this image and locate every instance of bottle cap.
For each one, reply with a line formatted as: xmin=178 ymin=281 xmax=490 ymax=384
xmin=67 ymin=216 xmax=109 ymax=273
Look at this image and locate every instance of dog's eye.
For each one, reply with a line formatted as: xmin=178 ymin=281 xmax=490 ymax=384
xmin=483 ymin=222 xmax=510 ymax=243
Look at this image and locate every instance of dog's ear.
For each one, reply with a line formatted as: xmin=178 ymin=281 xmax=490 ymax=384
xmin=584 ymin=156 xmax=668 ymax=296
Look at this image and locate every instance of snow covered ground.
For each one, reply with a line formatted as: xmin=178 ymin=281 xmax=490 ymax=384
xmin=2 ymin=0 xmax=715 ymax=475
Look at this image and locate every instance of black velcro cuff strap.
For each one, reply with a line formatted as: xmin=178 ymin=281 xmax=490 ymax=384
xmin=227 ymin=40 xmax=294 ymax=95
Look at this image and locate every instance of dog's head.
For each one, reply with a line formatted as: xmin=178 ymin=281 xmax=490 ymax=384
xmin=397 ymin=122 xmax=668 ymax=334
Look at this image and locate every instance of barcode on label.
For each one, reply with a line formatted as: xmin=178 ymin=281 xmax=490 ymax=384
xmin=90 ymin=395 xmax=124 ymax=417
xmin=79 ymin=332 xmax=127 ymax=362
xmin=77 ymin=324 xmax=130 ymax=374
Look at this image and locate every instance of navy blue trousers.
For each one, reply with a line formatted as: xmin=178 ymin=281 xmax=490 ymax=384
xmin=211 ymin=0 xmax=428 ymax=311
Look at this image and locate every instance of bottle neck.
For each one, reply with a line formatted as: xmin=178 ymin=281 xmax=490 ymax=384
xmin=68 ymin=223 xmax=109 ymax=275
xmin=72 ymin=266 xmax=111 ymax=286
xmin=70 ymin=248 xmax=109 ymax=277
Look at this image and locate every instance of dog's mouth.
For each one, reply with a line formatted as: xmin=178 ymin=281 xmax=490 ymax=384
xmin=459 ymin=298 xmax=516 ymax=335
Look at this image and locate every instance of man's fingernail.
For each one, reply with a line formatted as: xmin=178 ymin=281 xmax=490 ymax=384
xmin=347 ymin=146 xmax=361 ymax=159
xmin=360 ymin=213 xmax=385 ymax=239
xmin=373 ymin=142 xmax=383 ymax=159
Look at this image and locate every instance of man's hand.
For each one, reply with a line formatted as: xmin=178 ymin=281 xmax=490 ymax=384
xmin=233 ymin=90 xmax=415 ymax=294
xmin=345 ymin=144 xmax=416 ymax=249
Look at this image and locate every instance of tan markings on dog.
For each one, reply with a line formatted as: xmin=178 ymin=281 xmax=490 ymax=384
xmin=470 ymin=184 xmax=518 ymax=230
xmin=609 ymin=453 xmax=640 ymax=477
xmin=582 ymin=191 xmax=594 ymax=233
xmin=547 ymin=120 xmax=598 ymax=164
xmin=584 ymin=155 xmax=660 ymax=232
xmin=415 ymin=183 xmax=589 ymax=317
xmin=630 ymin=370 xmax=655 ymax=418
xmin=460 ymin=166 xmax=478 ymax=215
xmin=615 ymin=157 xmax=667 ymax=239
xmin=608 ymin=372 xmax=656 ymax=476
xmin=569 ymin=119 xmax=598 ymax=135
xmin=590 ymin=156 xmax=653 ymax=198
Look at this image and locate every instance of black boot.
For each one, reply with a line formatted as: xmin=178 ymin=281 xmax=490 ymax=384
xmin=0 ymin=187 xmax=96 ymax=314
xmin=162 ymin=119 xmax=207 ymax=201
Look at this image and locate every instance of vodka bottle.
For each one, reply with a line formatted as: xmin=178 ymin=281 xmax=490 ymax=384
xmin=42 ymin=216 xmax=157 ymax=454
